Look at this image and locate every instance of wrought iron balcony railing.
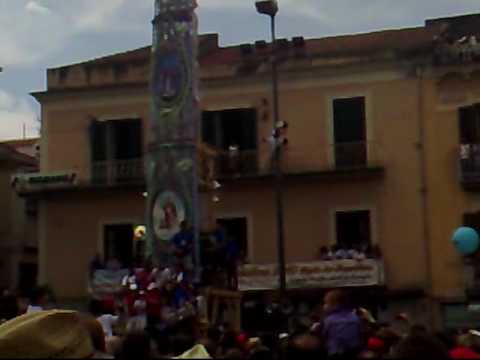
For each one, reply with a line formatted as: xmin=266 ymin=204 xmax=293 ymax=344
xmin=91 ymin=158 xmax=144 ymax=186
xmin=215 ymin=149 xmax=259 ymax=178
xmin=92 ymin=146 xmax=218 ymax=187
xmin=329 ymin=141 xmax=383 ymax=170
xmin=212 ymin=142 xmax=384 ymax=180
xmin=13 ymin=145 xmax=219 ymax=194
xmin=13 ymin=142 xmax=384 ymax=194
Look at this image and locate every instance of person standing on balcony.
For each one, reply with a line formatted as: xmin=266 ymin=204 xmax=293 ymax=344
xmin=318 ymin=246 xmax=333 ymax=261
xmin=228 ymin=145 xmax=240 ymax=174
xmin=334 ymin=245 xmax=348 ymax=260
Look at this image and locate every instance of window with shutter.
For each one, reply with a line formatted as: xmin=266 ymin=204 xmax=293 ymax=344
xmin=335 ymin=210 xmax=372 ymax=249
xmin=333 ymin=97 xmax=367 ymax=168
xmin=459 ymin=105 xmax=480 ymax=144
xmin=113 ymin=119 xmax=143 ymax=160
xmin=201 ymin=108 xmax=258 ymax=176
xmin=89 ymin=118 xmax=143 ymax=184
xmin=89 ymin=120 xmax=107 ymax=162
xmin=201 ymin=109 xmax=257 ymax=151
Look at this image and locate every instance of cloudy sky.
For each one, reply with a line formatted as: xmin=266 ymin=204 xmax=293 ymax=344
xmin=0 ymin=0 xmax=480 ymax=140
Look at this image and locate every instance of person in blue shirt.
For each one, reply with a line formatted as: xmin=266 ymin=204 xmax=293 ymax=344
xmin=212 ymin=222 xmax=226 ymax=249
xmin=171 ymin=221 xmax=193 ymax=273
xmin=322 ymin=289 xmax=362 ymax=358
xmin=211 ymin=222 xmax=227 ymax=271
xmin=225 ymin=236 xmax=240 ymax=290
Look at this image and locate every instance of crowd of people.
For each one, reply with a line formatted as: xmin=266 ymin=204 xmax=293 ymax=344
xmin=0 ymin=223 xmax=469 ymax=359
xmin=89 ymin=220 xmax=242 ymax=292
xmin=89 ymin=263 xmax=203 ymax=337
xmin=2 ymin=287 xmax=480 ymax=358
xmin=317 ymin=244 xmax=383 ymax=261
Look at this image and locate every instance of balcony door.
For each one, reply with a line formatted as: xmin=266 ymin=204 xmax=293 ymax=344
xmin=333 ymin=97 xmax=367 ymax=168
xmin=335 ymin=210 xmax=371 ymax=249
xmin=216 ymin=217 xmax=248 ymax=262
xmin=459 ymin=105 xmax=480 ymax=177
xmin=104 ymin=224 xmax=134 ymax=268
xmin=460 ymin=105 xmax=480 ymax=145
xmin=113 ymin=120 xmax=143 ymax=160
xmin=90 ymin=119 xmax=143 ymax=184
xmin=202 ymin=108 xmax=257 ymax=175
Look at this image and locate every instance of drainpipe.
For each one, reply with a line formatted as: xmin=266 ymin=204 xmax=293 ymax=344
xmin=416 ymin=65 xmax=435 ymax=328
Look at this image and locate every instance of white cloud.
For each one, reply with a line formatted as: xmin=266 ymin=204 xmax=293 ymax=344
xmin=0 ymin=91 xmax=15 ymax=110
xmin=25 ymin=1 xmax=51 ymax=15
xmin=0 ymin=90 xmax=38 ymax=140
xmin=0 ymin=0 xmax=479 ymax=67
xmin=199 ymin=0 xmax=246 ymax=8
xmin=0 ymin=0 xmax=151 ymax=67
xmin=284 ymin=0 xmax=480 ymax=30
xmin=0 ymin=2 xmax=65 ymax=66
xmin=71 ymin=0 xmax=129 ymax=31
xmin=198 ymin=0 xmax=315 ymax=17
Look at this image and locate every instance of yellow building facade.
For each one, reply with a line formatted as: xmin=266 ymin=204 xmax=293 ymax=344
xmin=0 ymin=143 xmax=38 ymax=292
xmin=26 ymin=13 xmax=480 ymax=328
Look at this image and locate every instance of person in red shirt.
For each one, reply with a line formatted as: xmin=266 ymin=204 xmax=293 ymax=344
xmin=136 ymin=261 xmax=157 ymax=291
xmin=135 ymin=269 xmax=150 ymax=291
xmin=450 ymin=334 xmax=480 ymax=359
xmin=101 ymin=295 xmax=116 ymax=316
xmin=123 ymin=287 xmax=137 ymax=318
xmin=450 ymin=347 xmax=480 ymax=359
xmin=145 ymin=284 xmax=162 ymax=333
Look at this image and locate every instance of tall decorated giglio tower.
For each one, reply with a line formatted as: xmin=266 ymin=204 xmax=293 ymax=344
xmin=147 ymin=0 xmax=200 ymax=278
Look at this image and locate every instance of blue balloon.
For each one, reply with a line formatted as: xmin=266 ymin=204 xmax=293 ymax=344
xmin=453 ymin=227 xmax=480 ymax=255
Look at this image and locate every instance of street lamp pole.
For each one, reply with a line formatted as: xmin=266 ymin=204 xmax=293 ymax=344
xmin=255 ymin=0 xmax=287 ymax=307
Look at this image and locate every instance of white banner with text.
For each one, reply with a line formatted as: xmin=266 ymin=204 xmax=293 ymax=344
xmin=238 ymin=259 xmax=385 ymax=291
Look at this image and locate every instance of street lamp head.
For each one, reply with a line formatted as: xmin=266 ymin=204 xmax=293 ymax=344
xmin=255 ymin=0 xmax=278 ymax=17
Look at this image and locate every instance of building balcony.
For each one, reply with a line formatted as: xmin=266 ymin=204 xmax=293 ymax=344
xmin=215 ymin=142 xmax=385 ymax=182
xmin=215 ymin=149 xmax=259 ymax=179
xmin=459 ymin=144 xmax=480 ymax=191
xmin=13 ymin=142 xmax=384 ymax=194
xmin=91 ymin=158 xmax=144 ymax=186
xmin=13 ymin=145 xmax=218 ymax=195
xmin=323 ymin=141 xmax=385 ymax=173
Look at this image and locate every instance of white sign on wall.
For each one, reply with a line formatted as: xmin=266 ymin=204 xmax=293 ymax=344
xmin=238 ymin=259 xmax=385 ymax=292
xmin=12 ymin=172 xmax=77 ymax=193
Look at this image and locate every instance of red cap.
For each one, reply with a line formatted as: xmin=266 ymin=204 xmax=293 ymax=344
xmin=237 ymin=333 xmax=248 ymax=345
xmin=367 ymin=337 xmax=385 ymax=352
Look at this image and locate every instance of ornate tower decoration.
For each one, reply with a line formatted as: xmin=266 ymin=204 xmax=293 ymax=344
xmin=147 ymin=0 xmax=200 ymax=276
